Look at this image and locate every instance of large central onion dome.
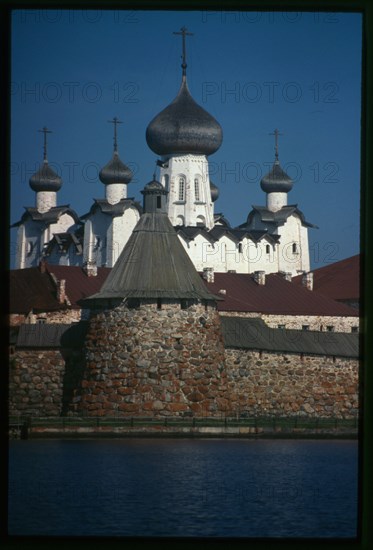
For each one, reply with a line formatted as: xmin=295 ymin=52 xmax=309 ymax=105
xmin=146 ymin=77 xmax=223 ymax=156
xmin=260 ymin=160 xmax=293 ymax=193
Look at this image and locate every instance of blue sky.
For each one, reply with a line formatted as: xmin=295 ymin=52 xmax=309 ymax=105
xmin=10 ymin=9 xmax=362 ymax=269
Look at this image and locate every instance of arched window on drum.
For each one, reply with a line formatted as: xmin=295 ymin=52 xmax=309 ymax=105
xmin=194 ymin=177 xmax=200 ymax=201
xmin=178 ymin=176 xmax=185 ymax=201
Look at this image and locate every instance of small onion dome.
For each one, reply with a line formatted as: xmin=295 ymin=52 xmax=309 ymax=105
xmin=260 ymin=160 xmax=293 ymax=193
xmin=210 ymin=181 xmax=219 ymax=202
xmin=141 ymin=176 xmax=167 ymax=195
xmin=99 ymin=152 xmax=132 ymax=185
xmin=29 ymin=160 xmax=62 ymax=192
xmin=141 ymin=175 xmax=168 ymax=214
xmin=146 ymin=78 xmax=223 ymax=156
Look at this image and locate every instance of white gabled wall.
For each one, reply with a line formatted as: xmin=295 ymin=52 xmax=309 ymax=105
xmin=83 ymin=206 xmax=140 ymax=268
xmin=277 ymin=215 xmax=310 ymax=274
xmin=109 ymin=207 xmax=140 ymax=266
xmin=177 ymin=232 xmax=283 ymax=274
xmin=15 ymin=212 xmax=77 ymax=269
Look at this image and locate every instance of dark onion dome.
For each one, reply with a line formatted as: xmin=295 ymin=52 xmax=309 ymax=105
xmin=29 ymin=160 xmax=62 ymax=192
xmin=142 ymin=176 xmax=166 ymax=193
xmin=210 ymin=181 xmax=219 ymax=202
xmin=146 ymin=77 xmax=223 ymax=156
xmin=260 ymin=160 xmax=293 ymax=193
xmin=99 ymin=152 xmax=132 ymax=185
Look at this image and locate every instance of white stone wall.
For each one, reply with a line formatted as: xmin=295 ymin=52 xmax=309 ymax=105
xmin=16 ymin=220 xmax=43 ymax=269
xmin=9 ymin=308 xmax=83 ymax=326
xmin=83 ymin=206 xmax=140 ymax=267
xmin=277 ymin=215 xmax=310 ymax=274
xmin=109 ymin=207 xmax=140 ymax=266
xmin=159 ymin=154 xmax=215 ymax=230
xmin=15 ymin=212 xmax=77 ymax=269
xmin=44 ymin=213 xmax=77 ymax=243
xmin=218 ymin=311 xmax=359 ymax=332
xmin=261 ymin=313 xmax=359 ymax=333
xmin=105 ymin=183 xmax=127 ymax=204
xmin=83 ymin=218 xmax=94 ymax=264
xmin=15 ymin=224 xmax=26 ymax=269
xmin=244 ymin=211 xmax=311 ymax=275
xmin=179 ymin=233 xmax=283 ymax=274
xmin=36 ymin=191 xmax=57 ymax=213
xmin=266 ymin=191 xmax=287 ymax=212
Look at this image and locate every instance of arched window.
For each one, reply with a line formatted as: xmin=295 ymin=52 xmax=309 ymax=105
xmin=194 ymin=177 xmax=200 ymax=201
xmin=26 ymin=241 xmax=34 ymax=256
xmin=178 ymin=177 xmax=185 ymax=201
xmin=163 ymin=174 xmax=169 ymax=191
xmin=196 ymin=215 xmax=205 ymax=227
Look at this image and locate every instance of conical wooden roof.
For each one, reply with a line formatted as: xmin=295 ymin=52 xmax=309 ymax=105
xmin=85 ymin=212 xmax=219 ymax=304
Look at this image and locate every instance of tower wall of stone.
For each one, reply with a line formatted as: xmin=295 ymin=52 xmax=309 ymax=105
xmin=75 ymin=301 xmax=227 ymax=416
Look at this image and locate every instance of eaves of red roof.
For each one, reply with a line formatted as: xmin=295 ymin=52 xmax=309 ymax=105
xmin=46 ymin=264 xmax=111 ymax=308
xmin=9 ymin=267 xmax=63 ymax=314
xmin=292 ymin=254 xmax=360 ymax=301
xmin=201 ymin=272 xmax=358 ymax=317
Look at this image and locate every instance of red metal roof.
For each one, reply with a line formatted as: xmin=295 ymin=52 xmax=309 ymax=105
xmin=201 ymin=272 xmax=358 ymax=317
xmin=45 ymin=264 xmax=111 ymax=308
xmin=292 ymin=255 xmax=360 ymax=301
xmin=9 ymin=261 xmax=358 ymax=318
xmin=9 ymin=264 xmax=111 ymax=313
xmin=9 ymin=267 xmax=63 ymax=314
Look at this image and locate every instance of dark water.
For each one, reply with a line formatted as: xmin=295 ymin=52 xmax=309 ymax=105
xmin=8 ymin=439 xmax=358 ymax=538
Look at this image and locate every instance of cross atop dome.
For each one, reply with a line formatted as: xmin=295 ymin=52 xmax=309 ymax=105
xmin=99 ymin=117 xmax=132 ymax=192
xmin=173 ymin=26 xmax=194 ymax=78
xmin=29 ymin=126 xmax=62 ymax=196
xmin=260 ymin=129 xmax=293 ymax=205
xmin=269 ymin=128 xmax=283 ymax=162
xmin=38 ymin=126 xmax=52 ymax=162
xmin=108 ymin=116 xmax=123 ymax=153
xmin=146 ymin=28 xmax=222 ymax=157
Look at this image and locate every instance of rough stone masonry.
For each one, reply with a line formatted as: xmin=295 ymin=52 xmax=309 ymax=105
xmin=74 ymin=301 xmax=227 ymax=416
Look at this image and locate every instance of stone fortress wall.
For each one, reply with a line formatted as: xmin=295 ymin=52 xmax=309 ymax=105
xmin=9 ymin=304 xmax=359 ymax=419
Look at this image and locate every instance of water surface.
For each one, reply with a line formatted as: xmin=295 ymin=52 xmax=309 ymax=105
xmin=8 ymin=438 xmax=358 ymax=538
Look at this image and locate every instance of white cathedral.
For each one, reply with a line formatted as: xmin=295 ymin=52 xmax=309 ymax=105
xmin=13 ymin=28 xmax=315 ymax=277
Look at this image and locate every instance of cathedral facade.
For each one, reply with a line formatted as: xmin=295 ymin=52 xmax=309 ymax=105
xmin=13 ymin=31 xmax=315 ymax=277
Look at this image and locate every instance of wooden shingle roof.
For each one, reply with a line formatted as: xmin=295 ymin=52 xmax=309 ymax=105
xmin=221 ymin=317 xmax=359 ymax=358
xmin=84 ymin=212 xmax=219 ymax=304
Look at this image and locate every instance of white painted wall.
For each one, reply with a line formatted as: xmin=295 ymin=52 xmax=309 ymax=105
xmin=277 ymin=215 xmax=310 ymax=274
xmin=109 ymin=207 xmax=140 ymax=265
xmin=83 ymin=206 xmax=140 ymax=267
xmin=15 ymin=212 xmax=77 ymax=269
xmin=36 ymin=191 xmax=57 ymax=213
xmin=267 ymin=191 xmax=287 ymax=212
xmin=105 ymin=183 xmax=127 ymax=204
xmin=159 ymin=154 xmax=215 ymax=229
